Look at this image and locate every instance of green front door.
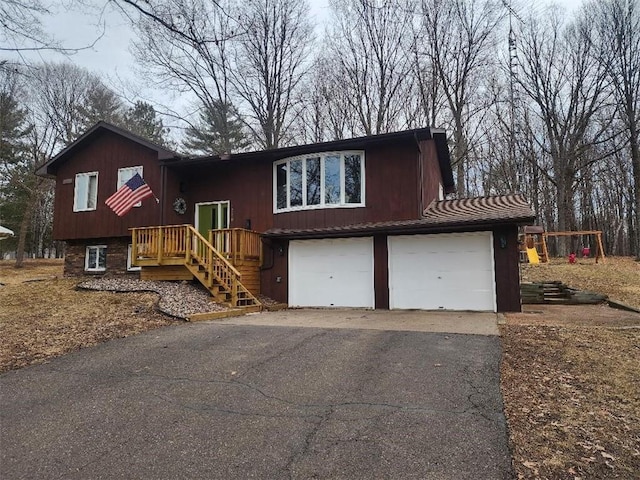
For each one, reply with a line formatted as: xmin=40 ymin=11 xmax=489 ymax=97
xmin=196 ymin=201 xmax=230 ymax=237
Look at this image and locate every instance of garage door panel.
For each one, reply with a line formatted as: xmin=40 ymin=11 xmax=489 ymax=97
xmin=388 ymin=232 xmax=496 ymax=311
xmin=289 ymin=238 xmax=374 ymax=308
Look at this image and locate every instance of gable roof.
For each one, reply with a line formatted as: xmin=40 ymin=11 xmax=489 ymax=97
xmin=36 ymin=123 xmax=455 ymax=193
xmin=163 ymin=127 xmax=456 ymax=194
xmin=263 ymin=194 xmax=536 ymax=239
xmin=36 ymin=121 xmax=177 ymax=178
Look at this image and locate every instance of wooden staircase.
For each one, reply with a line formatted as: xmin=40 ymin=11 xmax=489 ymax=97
xmin=131 ymin=225 xmax=261 ymax=310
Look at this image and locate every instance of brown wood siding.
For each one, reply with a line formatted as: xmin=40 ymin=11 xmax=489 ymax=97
xmin=53 ymin=130 xmax=163 ymax=241
xmin=173 ymin=142 xmax=423 ymax=235
xmin=493 ymin=226 xmax=522 ymax=312
xmin=374 ymin=234 xmax=389 ymax=309
xmin=260 ymin=239 xmax=288 ymax=303
xmin=162 ymin=166 xmax=190 ymax=226
xmin=175 ymin=159 xmax=274 ymax=232
xmin=419 ymin=139 xmax=444 ymax=210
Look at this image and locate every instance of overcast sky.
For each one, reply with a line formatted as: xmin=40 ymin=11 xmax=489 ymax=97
xmin=7 ymin=0 xmax=583 ymax=120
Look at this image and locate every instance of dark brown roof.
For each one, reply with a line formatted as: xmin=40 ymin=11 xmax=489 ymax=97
xmin=36 ymin=121 xmax=177 ymax=178
xmin=263 ymin=194 xmax=536 ymax=239
xmin=163 ymin=127 xmax=456 ymax=194
xmin=422 ymin=194 xmax=536 ymax=224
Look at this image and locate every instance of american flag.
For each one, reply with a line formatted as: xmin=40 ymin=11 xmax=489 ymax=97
xmin=105 ymin=173 xmax=155 ymax=216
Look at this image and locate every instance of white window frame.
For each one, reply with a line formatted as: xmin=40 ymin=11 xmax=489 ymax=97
xmin=73 ymin=171 xmax=99 ymax=212
xmin=117 ymin=166 xmax=144 ymax=208
xmin=127 ymin=244 xmax=141 ymax=272
xmin=273 ymin=151 xmax=365 ymax=213
xmin=85 ymin=245 xmax=107 ymax=272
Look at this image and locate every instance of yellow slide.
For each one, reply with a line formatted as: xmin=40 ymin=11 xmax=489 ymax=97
xmin=526 ymin=247 xmax=540 ymax=264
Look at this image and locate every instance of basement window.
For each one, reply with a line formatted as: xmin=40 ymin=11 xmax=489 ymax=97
xmin=127 ymin=244 xmax=141 ymax=272
xmin=85 ymin=245 xmax=107 ymax=272
xmin=274 ymin=151 xmax=365 ymax=212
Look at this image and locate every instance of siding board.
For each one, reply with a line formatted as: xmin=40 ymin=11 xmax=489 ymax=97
xmin=493 ymin=226 xmax=522 ymax=312
xmin=53 ymin=130 xmax=163 ymax=240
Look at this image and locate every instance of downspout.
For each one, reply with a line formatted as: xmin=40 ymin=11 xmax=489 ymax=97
xmin=414 ymin=131 xmax=426 ymax=217
xmin=160 ymin=163 xmax=166 ymax=225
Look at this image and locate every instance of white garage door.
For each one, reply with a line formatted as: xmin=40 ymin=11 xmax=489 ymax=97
xmin=289 ymin=237 xmax=374 ymax=308
xmin=388 ymin=232 xmax=496 ymax=311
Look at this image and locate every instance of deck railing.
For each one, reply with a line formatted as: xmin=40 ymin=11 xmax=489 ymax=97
xmin=131 ymin=224 xmax=190 ymax=262
xmin=130 ymin=224 xmax=260 ymax=307
xmin=209 ymin=228 xmax=262 ymax=264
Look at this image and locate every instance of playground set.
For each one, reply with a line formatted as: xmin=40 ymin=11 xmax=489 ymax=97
xmin=519 ymin=226 xmax=606 ymax=264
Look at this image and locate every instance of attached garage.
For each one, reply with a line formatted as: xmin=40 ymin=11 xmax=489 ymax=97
xmin=266 ymin=195 xmax=535 ymax=312
xmin=388 ymin=232 xmax=497 ymax=311
xmin=288 ymin=237 xmax=374 ymax=308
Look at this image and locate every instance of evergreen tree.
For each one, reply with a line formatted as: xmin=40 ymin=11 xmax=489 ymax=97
xmin=123 ymin=101 xmax=168 ymax=146
xmin=183 ymin=101 xmax=249 ymax=155
xmin=0 ymin=70 xmax=34 ymax=262
xmin=77 ymin=81 xmax=124 ymax=130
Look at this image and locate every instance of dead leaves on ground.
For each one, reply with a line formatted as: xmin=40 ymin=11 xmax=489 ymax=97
xmin=502 ymin=325 xmax=640 ymax=479
xmin=0 ymin=260 xmax=177 ymax=373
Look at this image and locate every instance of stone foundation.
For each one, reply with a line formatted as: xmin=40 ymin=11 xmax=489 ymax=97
xmin=64 ymin=237 xmax=139 ymax=278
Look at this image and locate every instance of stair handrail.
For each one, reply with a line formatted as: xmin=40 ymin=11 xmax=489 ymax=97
xmin=186 ymin=225 xmax=242 ymax=287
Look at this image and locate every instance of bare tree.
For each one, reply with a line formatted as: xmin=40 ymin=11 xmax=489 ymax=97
xmin=232 ymin=0 xmax=313 ymax=149
xmin=324 ymin=0 xmax=415 ymax=137
xmin=0 ymin=67 xmax=57 ymax=267
xmin=420 ymin=0 xmax=505 ymax=196
xmin=517 ymin=7 xmax=612 ymax=251
xmin=591 ymin=0 xmax=640 ymax=258
xmin=123 ymin=0 xmax=242 ymax=150
xmin=30 ymin=62 xmax=106 ymax=146
xmin=0 ymin=1 xmax=104 ymax=72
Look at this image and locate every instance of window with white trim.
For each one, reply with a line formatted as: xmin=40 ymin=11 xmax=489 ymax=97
xmin=85 ymin=245 xmax=107 ymax=272
xmin=274 ymin=151 xmax=365 ymax=212
xmin=117 ymin=166 xmax=144 ymax=207
xmin=127 ymin=244 xmax=141 ymax=271
xmin=73 ymin=172 xmax=98 ymax=212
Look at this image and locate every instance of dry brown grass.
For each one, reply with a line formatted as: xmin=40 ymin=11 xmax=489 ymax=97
xmin=522 ymin=256 xmax=640 ymax=309
xmin=2 ymin=259 xmax=639 ymax=479
xmin=0 ymin=259 xmax=177 ymax=373
xmin=503 ymin=256 xmax=640 ymax=479
xmin=502 ymin=325 xmax=640 ymax=479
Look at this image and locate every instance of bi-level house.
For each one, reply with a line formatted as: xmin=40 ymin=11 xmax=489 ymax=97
xmin=37 ymin=122 xmax=535 ymax=312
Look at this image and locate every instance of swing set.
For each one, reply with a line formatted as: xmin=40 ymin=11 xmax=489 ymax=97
xmin=520 ymin=227 xmax=606 ymax=264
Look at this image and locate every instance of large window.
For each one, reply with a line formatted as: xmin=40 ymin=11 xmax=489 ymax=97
xmin=85 ymin=245 xmax=107 ymax=272
xmin=274 ymin=152 xmax=364 ymax=212
xmin=73 ymin=172 xmax=98 ymax=212
xmin=117 ymin=166 xmax=144 ymax=207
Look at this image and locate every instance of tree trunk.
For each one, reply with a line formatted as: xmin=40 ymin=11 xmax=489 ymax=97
xmin=14 ymin=201 xmax=34 ymax=268
xmin=630 ymin=128 xmax=640 ymax=260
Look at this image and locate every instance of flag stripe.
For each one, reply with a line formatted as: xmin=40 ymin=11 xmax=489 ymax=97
xmin=107 ymin=186 xmax=151 ymax=210
xmin=105 ymin=173 xmax=155 ymax=217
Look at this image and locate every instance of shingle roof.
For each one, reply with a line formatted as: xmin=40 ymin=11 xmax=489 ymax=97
xmin=36 ymin=121 xmax=177 ymax=178
xmin=163 ymin=127 xmax=456 ymax=194
xmin=422 ymin=194 xmax=536 ymax=224
xmin=263 ymin=194 xmax=536 ymax=239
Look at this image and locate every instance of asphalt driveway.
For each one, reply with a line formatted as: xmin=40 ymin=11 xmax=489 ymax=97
xmin=1 ymin=311 xmax=513 ymax=479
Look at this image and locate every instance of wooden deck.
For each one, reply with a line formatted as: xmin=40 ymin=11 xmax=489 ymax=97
xmin=131 ymin=225 xmax=262 ymax=308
